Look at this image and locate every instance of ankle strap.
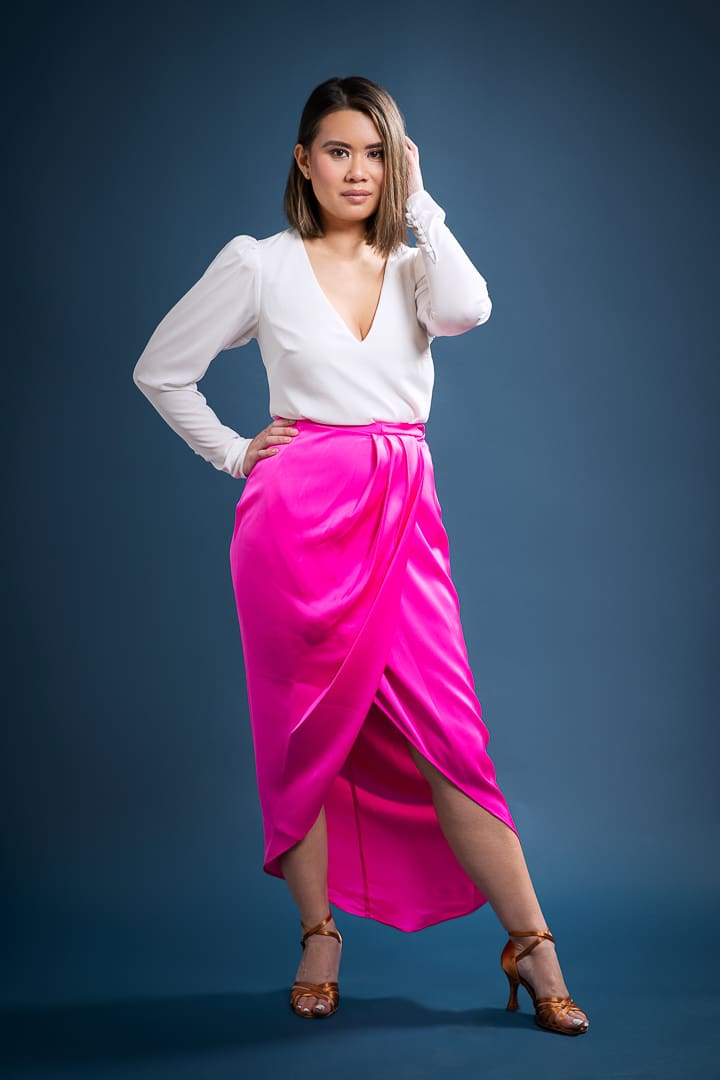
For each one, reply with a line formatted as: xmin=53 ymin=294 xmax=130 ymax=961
xmin=301 ymin=911 xmax=332 ymax=935
xmin=299 ymin=910 xmax=343 ymax=947
xmin=507 ymin=928 xmax=554 ymax=961
xmin=507 ymin=928 xmax=553 ymax=939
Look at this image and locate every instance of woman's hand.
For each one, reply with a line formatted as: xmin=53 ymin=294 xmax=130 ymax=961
xmin=242 ymin=417 xmax=299 ymax=477
xmin=405 ymin=136 xmax=424 ymax=197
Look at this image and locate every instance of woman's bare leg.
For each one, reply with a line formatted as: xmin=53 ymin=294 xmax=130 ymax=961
xmin=407 ymin=742 xmax=588 ymax=1031
xmin=279 ymin=805 xmax=342 ymax=1016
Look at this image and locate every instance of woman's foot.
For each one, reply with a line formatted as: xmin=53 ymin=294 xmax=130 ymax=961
xmin=510 ymin=933 xmax=588 ymax=1032
xmin=293 ymin=915 xmax=342 ymax=1016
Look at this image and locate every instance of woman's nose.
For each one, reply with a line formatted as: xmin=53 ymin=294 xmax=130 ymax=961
xmin=345 ymin=157 xmax=367 ymax=180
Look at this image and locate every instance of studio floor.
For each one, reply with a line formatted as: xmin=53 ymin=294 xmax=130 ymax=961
xmin=3 ymin=892 xmax=718 ymax=1080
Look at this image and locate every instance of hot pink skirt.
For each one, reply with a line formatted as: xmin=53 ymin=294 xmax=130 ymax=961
xmin=229 ymin=418 xmax=518 ymax=932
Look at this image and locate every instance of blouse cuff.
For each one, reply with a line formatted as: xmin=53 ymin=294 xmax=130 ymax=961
xmin=223 ymin=436 xmax=253 ymax=479
xmin=405 ymin=189 xmax=446 ymax=264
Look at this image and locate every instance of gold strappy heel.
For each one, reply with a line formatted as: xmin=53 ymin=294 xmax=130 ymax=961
xmin=500 ymin=928 xmax=589 ymax=1035
xmin=289 ymin=910 xmax=343 ymax=1019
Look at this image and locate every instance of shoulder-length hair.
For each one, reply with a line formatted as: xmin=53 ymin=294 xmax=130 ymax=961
xmin=284 ymin=76 xmax=409 ymax=259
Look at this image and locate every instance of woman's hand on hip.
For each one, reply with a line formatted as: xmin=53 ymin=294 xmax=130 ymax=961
xmin=242 ymin=418 xmax=299 ymax=477
xmin=405 ymin=136 xmax=424 ymax=197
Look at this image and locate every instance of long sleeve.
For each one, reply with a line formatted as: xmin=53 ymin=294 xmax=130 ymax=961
xmin=405 ymin=189 xmax=492 ymax=339
xmin=132 ymin=235 xmax=261 ymax=479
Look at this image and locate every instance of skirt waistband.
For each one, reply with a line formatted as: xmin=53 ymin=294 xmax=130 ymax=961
xmin=291 ymin=418 xmax=426 ymax=439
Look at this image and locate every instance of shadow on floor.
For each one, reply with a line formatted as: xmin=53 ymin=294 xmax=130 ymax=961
xmin=1 ymin=992 xmax=533 ymax=1067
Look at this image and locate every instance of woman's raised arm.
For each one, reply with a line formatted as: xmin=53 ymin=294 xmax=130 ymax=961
xmin=404 ymin=138 xmax=492 ymax=338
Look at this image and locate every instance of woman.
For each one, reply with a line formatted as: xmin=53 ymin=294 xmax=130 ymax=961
xmin=133 ymin=76 xmax=589 ymax=1036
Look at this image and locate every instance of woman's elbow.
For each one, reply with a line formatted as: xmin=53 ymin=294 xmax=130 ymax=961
xmin=132 ymin=354 xmax=165 ymax=397
xmin=470 ymin=294 xmax=493 ymax=328
xmin=431 ymin=294 xmax=492 ymax=336
xmin=132 ymin=358 xmax=153 ymax=395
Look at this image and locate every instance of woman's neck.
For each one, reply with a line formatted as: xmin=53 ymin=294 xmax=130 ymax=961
xmin=310 ymin=213 xmax=371 ymax=258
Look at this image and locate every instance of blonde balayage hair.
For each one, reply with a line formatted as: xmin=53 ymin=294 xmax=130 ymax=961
xmin=284 ymin=76 xmax=409 ymax=259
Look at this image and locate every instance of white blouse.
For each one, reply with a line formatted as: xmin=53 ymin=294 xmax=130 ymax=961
xmin=132 ymin=189 xmax=492 ymax=479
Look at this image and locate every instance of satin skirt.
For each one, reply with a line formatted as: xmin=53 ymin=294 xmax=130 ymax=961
xmin=229 ymin=418 xmax=518 ymax=932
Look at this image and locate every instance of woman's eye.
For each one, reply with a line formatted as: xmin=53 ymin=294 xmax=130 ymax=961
xmin=328 ymin=148 xmax=384 ymax=159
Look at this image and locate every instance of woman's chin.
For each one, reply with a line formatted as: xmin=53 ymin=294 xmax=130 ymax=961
xmin=320 ymin=200 xmax=379 ymax=227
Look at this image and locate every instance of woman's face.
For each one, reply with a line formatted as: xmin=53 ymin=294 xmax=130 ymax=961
xmin=294 ymin=108 xmax=385 ymax=229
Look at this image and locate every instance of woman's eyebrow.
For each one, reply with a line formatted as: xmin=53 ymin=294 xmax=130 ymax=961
xmin=320 ymin=140 xmax=384 ymax=149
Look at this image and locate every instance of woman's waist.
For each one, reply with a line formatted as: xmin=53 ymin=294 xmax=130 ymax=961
xmin=285 ymin=417 xmax=426 ymax=440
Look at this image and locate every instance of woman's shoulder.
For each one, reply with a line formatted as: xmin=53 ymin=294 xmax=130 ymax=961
xmin=391 ymin=238 xmax=417 ymax=261
xmin=202 ymin=229 xmax=295 ymax=294
xmin=215 ymin=226 xmax=293 ymax=261
xmin=389 ymin=239 xmax=422 ymax=279
xmin=225 ymin=227 xmax=301 ymax=277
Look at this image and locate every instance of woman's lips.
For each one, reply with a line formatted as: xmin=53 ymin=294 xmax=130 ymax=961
xmin=342 ymin=191 xmax=371 ymax=201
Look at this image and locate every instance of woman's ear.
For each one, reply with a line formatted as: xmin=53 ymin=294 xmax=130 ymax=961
xmin=294 ymin=143 xmax=310 ymax=178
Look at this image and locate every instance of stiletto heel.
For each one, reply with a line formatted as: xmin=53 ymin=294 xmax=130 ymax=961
xmin=500 ymin=927 xmax=589 ymax=1036
xmin=289 ymin=910 xmax=343 ymax=1019
xmin=504 ymin=970 xmax=520 ymax=1011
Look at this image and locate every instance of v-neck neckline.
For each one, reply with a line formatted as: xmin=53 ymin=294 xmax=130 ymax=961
xmin=296 ymin=231 xmax=392 ymax=345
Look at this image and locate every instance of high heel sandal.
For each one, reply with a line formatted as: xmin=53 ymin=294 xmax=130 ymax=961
xmin=289 ymin=910 xmax=343 ymax=1019
xmin=500 ymin=928 xmax=589 ymax=1036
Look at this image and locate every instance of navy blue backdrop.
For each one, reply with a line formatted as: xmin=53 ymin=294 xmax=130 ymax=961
xmin=4 ymin=2 xmax=718 ymax=1077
